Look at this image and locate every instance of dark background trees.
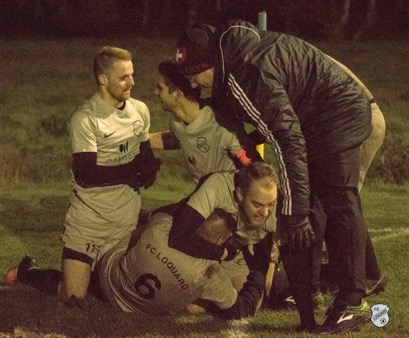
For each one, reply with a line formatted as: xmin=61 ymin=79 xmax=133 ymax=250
xmin=0 ymin=0 xmax=408 ymax=40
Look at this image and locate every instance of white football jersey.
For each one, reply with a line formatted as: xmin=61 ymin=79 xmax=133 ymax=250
xmin=67 ymin=93 xmax=150 ymax=213
xmin=70 ymin=93 xmax=150 ymax=166
xmin=170 ymin=106 xmax=243 ymax=184
xmin=98 ymin=213 xmax=237 ymax=314
xmin=62 ymin=94 xmax=150 ymax=260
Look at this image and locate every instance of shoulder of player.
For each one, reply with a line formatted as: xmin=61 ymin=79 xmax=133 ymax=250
xmin=199 ymin=170 xmax=236 ymax=190
xmin=126 ymin=98 xmax=150 ymax=122
xmin=199 ymin=105 xmax=216 ymax=121
xmin=199 ymin=106 xmax=236 ymax=135
xmin=190 ymin=106 xmax=224 ymax=132
xmin=70 ymin=93 xmax=108 ymax=122
xmin=127 ymin=98 xmax=149 ymax=112
xmin=69 ymin=103 xmax=95 ymax=127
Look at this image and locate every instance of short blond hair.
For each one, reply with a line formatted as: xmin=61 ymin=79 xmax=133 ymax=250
xmin=93 ymin=46 xmax=132 ymax=83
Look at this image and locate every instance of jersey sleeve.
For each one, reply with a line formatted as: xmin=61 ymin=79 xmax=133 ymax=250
xmin=187 ymin=173 xmax=235 ymax=218
xmin=69 ymin=109 xmax=98 ymax=154
xmin=227 ymin=67 xmax=310 ymax=218
xmin=217 ymin=124 xmax=243 ymax=155
xmin=168 ymin=173 xmax=234 ymax=260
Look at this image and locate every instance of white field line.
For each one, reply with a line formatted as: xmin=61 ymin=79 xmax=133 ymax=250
xmin=369 ymin=227 xmax=409 ymax=242
xmin=226 ymin=319 xmax=250 ymax=338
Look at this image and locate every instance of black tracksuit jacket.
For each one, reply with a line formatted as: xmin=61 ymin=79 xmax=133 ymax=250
xmin=210 ymin=20 xmax=372 ymax=220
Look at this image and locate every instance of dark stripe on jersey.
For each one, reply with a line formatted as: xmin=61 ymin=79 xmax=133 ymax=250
xmin=117 ymin=101 xmax=126 ymax=110
xmin=62 ymin=247 xmax=94 ymax=265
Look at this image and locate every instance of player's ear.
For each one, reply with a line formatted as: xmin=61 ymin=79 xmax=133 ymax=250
xmin=175 ymin=89 xmax=183 ymax=101
xmin=235 ymin=187 xmax=244 ymax=203
xmin=98 ymin=73 xmax=108 ymax=86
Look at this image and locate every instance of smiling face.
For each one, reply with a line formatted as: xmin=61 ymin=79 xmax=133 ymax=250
xmin=99 ymin=59 xmax=135 ymax=107
xmin=235 ymin=178 xmax=277 ymax=228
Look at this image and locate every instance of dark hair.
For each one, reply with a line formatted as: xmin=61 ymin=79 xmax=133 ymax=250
xmin=158 ymin=59 xmax=199 ymax=102
xmin=234 ymin=161 xmax=278 ymax=195
xmin=197 ymin=208 xmax=237 ymax=241
xmin=211 ymin=208 xmax=237 ymax=232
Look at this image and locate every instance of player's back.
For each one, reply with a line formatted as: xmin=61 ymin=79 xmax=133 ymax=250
xmin=99 ymin=212 xmax=233 ymax=314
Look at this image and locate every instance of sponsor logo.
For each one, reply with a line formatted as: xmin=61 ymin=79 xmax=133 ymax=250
xmin=119 ymin=141 xmax=129 ymax=153
xmin=104 ymin=131 xmax=116 ymax=138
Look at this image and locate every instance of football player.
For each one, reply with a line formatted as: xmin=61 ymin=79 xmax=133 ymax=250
xmin=6 ymin=209 xmax=266 ymax=320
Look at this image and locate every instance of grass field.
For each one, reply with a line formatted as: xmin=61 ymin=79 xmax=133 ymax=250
xmin=0 ymin=182 xmax=408 ymax=338
xmin=0 ymin=33 xmax=408 ymax=337
xmin=1 ymin=35 xmax=409 ymax=185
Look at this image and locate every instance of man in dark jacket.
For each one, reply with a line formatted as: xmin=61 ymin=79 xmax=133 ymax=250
xmin=173 ymin=20 xmax=373 ymax=334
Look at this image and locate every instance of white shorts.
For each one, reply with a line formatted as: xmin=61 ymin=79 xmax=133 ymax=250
xmin=61 ymin=186 xmax=141 ymax=264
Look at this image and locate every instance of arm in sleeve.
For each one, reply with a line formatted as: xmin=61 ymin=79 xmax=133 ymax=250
xmin=262 ymin=87 xmax=310 ymax=218
xmin=213 ymin=105 xmax=263 ymax=164
xmin=168 ymin=174 xmax=230 ymax=260
xmin=73 ymin=141 xmax=160 ymax=189
xmin=73 ymin=152 xmax=140 ymax=187
xmin=221 ymin=127 xmax=261 ymax=167
xmin=133 ymin=140 xmax=162 ymax=189
xmin=228 ymin=71 xmax=310 ymax=218
xmin=149 ymin=130 xmax=180 ymax=150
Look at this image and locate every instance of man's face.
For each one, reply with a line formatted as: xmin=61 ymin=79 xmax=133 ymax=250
xmin=187 ymin=68 xmax=214 ymax=90
xmin=236 ymin=179 xmax=277 ymax=228
xmin=102 ymin=59 xmax=134 ymax=106
xmin=154 ymin=74 xmax=177 ymax=113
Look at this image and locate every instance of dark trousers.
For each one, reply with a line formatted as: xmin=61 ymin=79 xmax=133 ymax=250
xmin=311 ymin=228 xmax=381 ymax=290
xmin=279 ymin=245 xmax=315 ymax=327
xmin=309 ymin=146 xmax=367 ymax=305
xmin=277 ymin=146 xmax=369 ymax=327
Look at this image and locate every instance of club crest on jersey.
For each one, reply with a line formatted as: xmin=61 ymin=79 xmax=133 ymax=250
xmin=133 ymin=121 xmax=143 ymax=137
xmin=196 ymin=137 xmax=210 ymax=153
